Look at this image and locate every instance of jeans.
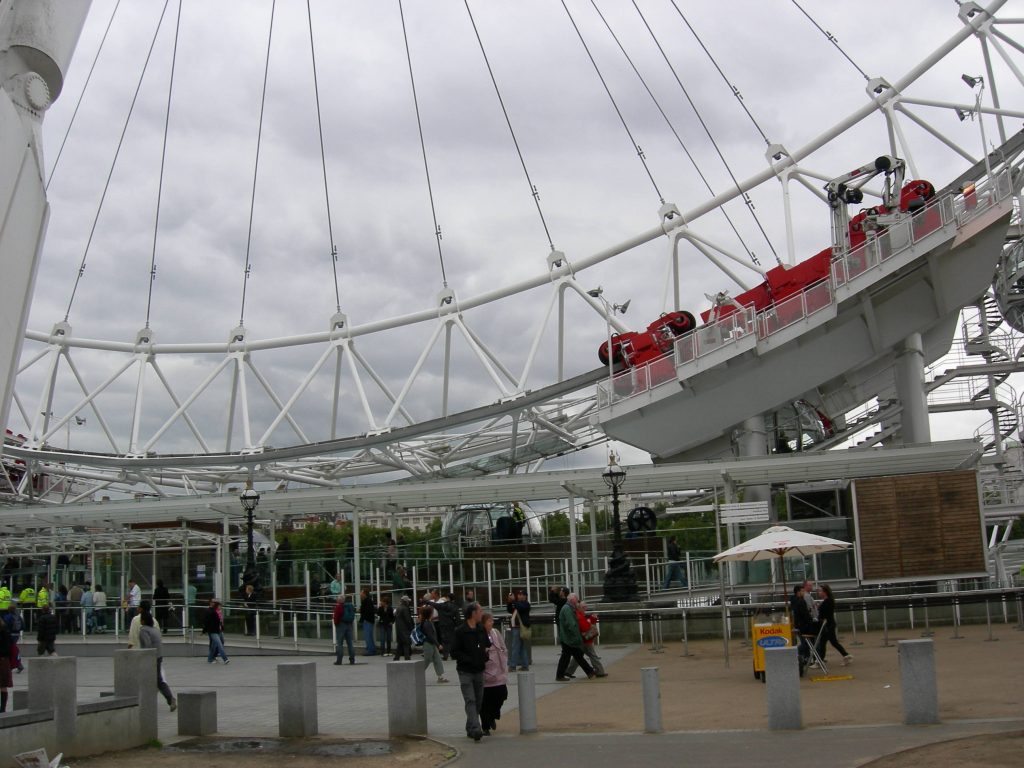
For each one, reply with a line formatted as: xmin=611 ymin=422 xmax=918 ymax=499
xmin=362 ymin=621 xmax=376 ymax=654
xmin=422 ymin=642 xmax=445 ymax=677
xmin=555 ymin=643 xmax=593 ymax=679
xmin=335 ymin=622 xmax=354 ymax=662
xmin=663 ymin=562 xmax=687 ymax=589
xmin=207 ymin=632 xmax=228 ymax=662
xmin=507 ymin=627 xmax=530 ymax=670
xmin=457 ymin=670 xmax=484 ymax=736
xmin=156 ymin=658 xmax=174 ymax=705
xmin=379 ymin=623 xmax=392 ymax=655
xmin=567 ymin=643 xmax=605 ymax=676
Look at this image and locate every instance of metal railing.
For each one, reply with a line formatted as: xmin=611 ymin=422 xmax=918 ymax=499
xmin=600 ymin=167 xmax=1015 ymax=408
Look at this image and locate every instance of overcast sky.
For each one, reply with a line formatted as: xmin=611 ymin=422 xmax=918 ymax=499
xmin=14 ymin=0 xmax=1024 ymax=471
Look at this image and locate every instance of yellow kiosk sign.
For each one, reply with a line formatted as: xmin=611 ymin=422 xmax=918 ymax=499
xmin=752 ymin=620 xmax=790 ymax=681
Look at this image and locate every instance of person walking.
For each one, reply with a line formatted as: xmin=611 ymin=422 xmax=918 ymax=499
xmin=67 ymin=583 xmax=84 ymax=633
xmin=0 ymin=616 xmax=11 ymax=712
xmin=202 ymin=599 xmax=229 ymax=664
xmin=333 ymin=594 xmax=356 ymax=665
xmin=18 ymin=584 xmax=36 ymax=632
xmin=790 ymin=585 xmax=818 ymax=674
xmin=359 ymin=589 xmax=377 ymax=656
xmin=126 ymin=579 xmax=142 ymax=623
xmin=127 ymin=599 xmax=157 ymax=648
xmin=815 ymin=584 xmax=853 ymax=666
xmin=2 ymin=604 xmax=24 ymax=673
xmin=436 ymin=593 xmax=458 ymax=660
xmin=153 ymin=579 xmax=171 ymax=632
xmin=393 ymin=595 xmax=414 ymax=661
xmin=450 ymin=602 xmax=490 ymax=742
xmin=242 ymin=583 xmax=257 ymax=636
xmin=138 ymin=607 xmax=177 ymax=712
xmin=480 ymin=612 xmax=508 ymax=736
xmin=36 ymin=605 xmax=59 ymax=656
xmin=566 ymin=597 xmax=607 ymax=677
xmin=662 ymin=535 xmax=687 ymax=589
xmin=505 ymin=589 xmax=532 ymax=671
xmin=377 ymin=596 xmax=395 ymax=657
xmin=92 ymin=584 xmax=108 ymax=633
xmin=555 ymin=593 xmax=594 ymax=681
xmin=419 ymin=604 xmax=448 ymax=683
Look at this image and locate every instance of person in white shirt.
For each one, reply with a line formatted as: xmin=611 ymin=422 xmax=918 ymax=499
xmin=127 ymin=599 xmax=159 ymax=648
xmin=127 ymin=580 xmax=142 ymax=623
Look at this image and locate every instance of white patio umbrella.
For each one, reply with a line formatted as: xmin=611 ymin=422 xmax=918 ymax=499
xmin=713 ymin=525 xmax=852 ymax=602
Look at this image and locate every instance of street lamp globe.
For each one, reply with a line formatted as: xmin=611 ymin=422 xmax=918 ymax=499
xmin=602 ymin=454 xmax=626 ymax=491
xmin=240 ymin=487 xmax=261 ymax=513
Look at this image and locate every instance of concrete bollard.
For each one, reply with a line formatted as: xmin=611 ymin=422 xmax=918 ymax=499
xmin=11 ymin=689 xmax=29 ymax=710
xmin=177 ymin=690 xmax=218 ymax=736
xmin=898 ymin=639 xmax=938 ymax=725
xmin=114 ymin=649 xmax=159 ymax=742
xmin=517 ymin=671 xmax=537 ymax=734
xmin=278 ymin=662 xmax=318 ymax=737
xmin=28 ymin=656 xmax=77 ymax=750
xmin=641 ymin=667 xmax=662 ymax=734
xmin=764 ymin=647 xmax=802 ymax=730
xmin=386 ymin=661 xmax=427 ymax=737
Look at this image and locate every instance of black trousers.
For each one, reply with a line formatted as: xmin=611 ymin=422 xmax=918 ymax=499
xmin=555 ymin=643 xmax=593 ymax=679
xmin=480 ymin=684 xmax=508 ymax=730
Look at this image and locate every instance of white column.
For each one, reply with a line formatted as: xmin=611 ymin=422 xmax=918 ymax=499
xmin=0 ymin=1 xmax=93 ymax=447
xmin=895 ymin=332 xmax=931 ymax=445
xmin=352 ymin=508 xmax=361 ymax=597
xmin=567 ymin=495 xmax=579 ymax=594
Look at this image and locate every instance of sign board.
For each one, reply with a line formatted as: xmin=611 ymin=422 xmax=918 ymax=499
xmin=196 ymin=564 xmax=206 ymax=579
xmin=719 ymin=501 xmax=770 ymax=524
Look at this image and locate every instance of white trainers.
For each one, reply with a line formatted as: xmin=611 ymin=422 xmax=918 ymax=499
xmin=842 ymin=655 xmax=853 ymax=665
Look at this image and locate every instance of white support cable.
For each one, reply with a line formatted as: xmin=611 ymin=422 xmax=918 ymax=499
xmin=681 ymin=235 xmax=751 ymax=292
xmin=245 ymin=358 xmax=311 ymax=444
xmin=142 ymin=356 xmax=232 ymax=453
xmin=985 ymin=29 xmax=1024 ymax=88
xmin=341 ymin=341 xmax=379 ymax=433
xmin=517 ymin=283 xmax=562 ymax=390
xmin=886 ymin=104 xmax=920 ymax=179
xmin=383 ymin=320 xmax=447 ymax=428
xmin=893 ymin=103 xmax=978 ymax=164
xmin=63 ymin=353 xmax=123 ymax=453
xmin=149 ymin=358 xmax=211 ymax=453
xmin=457 ymin=317 xmax=520 ymax=389
xmin=349 ymin=345 xmax=417 ymax=426
xmin=255 ymin=345 xmax=333 ymax=446
xmin=681 ymin=230 xmax=769 ymax=278
xmin=790 ymin=173 xmax=830 ymax=204
xmin=979 ymin=35 xmax=1009 ymax=144
xmin=236 ymin=355 xmax=253 ymax=451
xmin=128 ymin=353 xmax=148 ymax=455
xmin=896 ymin=95 xmax=1024 ymax=119
xmin=39 ymin=356 xmax=136 ymax=447
xmin=451 ymin=316 xmax=512 ymax=397
xmin=23 ymin=1 xmax=1013 ymax=358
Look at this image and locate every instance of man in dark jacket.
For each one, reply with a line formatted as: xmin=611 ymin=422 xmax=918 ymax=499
xmin=450 ymin=601 xmax=490 ymax=742
xmin=359 ymin=589 xmax=377 ymax=655
xmin=36 ymin=606 xmax=59 ymax=656
xmin=790 ymin=585 xmax=818 ymax=672
xmin=393 ymin=595 xmax=414 ymax=661
xmin=436 ymin=596 xmax=458 ymax=660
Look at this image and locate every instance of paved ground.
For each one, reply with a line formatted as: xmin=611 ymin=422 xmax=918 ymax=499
xmin=12 ymin=621 xmax=1024 ymax=766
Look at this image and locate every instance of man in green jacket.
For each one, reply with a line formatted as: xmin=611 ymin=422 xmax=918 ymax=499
xmin=555 ymin=592 xmax=595 ymax=681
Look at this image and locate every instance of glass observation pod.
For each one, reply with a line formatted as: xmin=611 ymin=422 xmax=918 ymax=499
xmin=440 ymin=503 xmax=544 ymax=558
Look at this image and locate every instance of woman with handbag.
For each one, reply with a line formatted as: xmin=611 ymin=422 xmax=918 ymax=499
xmin=480 ymin=611 xmax=508 ymax=735
xmin=505 ymin=589 xmax=531 ymax=671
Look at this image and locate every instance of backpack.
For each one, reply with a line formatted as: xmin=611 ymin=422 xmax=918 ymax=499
xmin=410 ymin=623 xmax=426 ymax=646
xmin=342 ymin=602 xmax=355 ymax=623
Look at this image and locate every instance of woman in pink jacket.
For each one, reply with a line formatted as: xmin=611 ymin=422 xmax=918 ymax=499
xmin=480 ymin=611 xmax=508 ymax=735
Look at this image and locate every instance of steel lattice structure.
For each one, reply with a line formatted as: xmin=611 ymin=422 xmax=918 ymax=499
xmin=3 ymin=0 xmax=1024 ymax=505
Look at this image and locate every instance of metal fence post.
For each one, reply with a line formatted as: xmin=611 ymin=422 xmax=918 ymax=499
xmin=882 ymin=604 xmax=891 ymax=647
